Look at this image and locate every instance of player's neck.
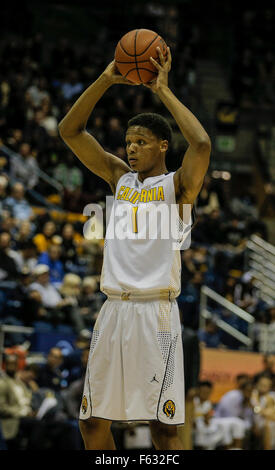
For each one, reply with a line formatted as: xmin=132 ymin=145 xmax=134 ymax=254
xmin=137 ymin=165 xmax=168 ymax=182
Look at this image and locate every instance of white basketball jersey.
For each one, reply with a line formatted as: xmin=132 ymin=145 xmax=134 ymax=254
xmin=101 ymin=171 xmax=187 ymax=297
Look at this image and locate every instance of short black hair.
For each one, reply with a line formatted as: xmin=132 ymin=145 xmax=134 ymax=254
xmin=127 ymin=113 xmax=172 ymax=143
xmin=198 ymin=381 xmax=213 ymax=388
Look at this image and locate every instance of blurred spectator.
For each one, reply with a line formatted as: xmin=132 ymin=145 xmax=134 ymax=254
xmin=32 ymin=220 xmax=57 ymax=253
xmin=38 ymin=244 xmax=64 ymax=287
xmin=193 ymin=381 xmax=246 ymax=449
xmin=79 ymin=276 xmax=105 ymax=328
xmin=251 ymin=375 xmax=275 ymax=450
xmin=0 ymin=355 xmax=37 ymax=449
xmin=61 ymin=329 xmax=92 ymax=385
xmin=0 ymin=174 xmax=9 ymax=211
xmin=198 ymin=318 xmax=223 ymax=348
xmin=253 ymin=355 xmax=275 ymax=386
xmin=12 ymin=240 xmax=38 ymax=272
xmin=60 ymin=71 xmax=84 ymax=101
xmin=29 ymin=264 xmax=84 ymax=332
xmin=13 ymin=221 xmax=33 ymax=249
xmin=62 ymin=346 xmax=89 ymax=419
xmin=36 ymin=348 xmax=65 ymax=392
xmin=196 ymin=175 xmax=220 ymax=215
xmin=3 ymin=182 xmax=35 ymax=225
xmin=60 ymin=223 xmax=80 ymax=268
xmin=0 ymin=231 xmax=19 ymax=280
xmin=10 ymin=142 xmax=39 ymax=189
xmin=53 ymin=151 xmax=83 ymax=191
xmin=215 ymin=379 xmax=254 ymax=432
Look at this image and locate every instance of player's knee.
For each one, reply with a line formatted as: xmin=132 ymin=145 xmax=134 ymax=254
xmin=150 ymin=422 xmax=178 ymax=441
xmin=79 ymin=417 xmax=110 ymax=436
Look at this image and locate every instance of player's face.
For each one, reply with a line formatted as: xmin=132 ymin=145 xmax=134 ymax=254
xmin=125 ymin=126 xmax=165 ymax=172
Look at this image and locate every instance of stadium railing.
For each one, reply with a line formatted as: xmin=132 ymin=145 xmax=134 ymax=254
xmin=199 ymin=285 xmax=255 ymax=349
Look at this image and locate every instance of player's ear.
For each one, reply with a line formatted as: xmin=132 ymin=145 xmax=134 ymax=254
xmin=160 ymin=140 xmax=168 ymax=152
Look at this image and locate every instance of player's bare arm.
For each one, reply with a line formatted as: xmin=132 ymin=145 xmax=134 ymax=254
xmin=58 ymin=62 xmax=137 ymax=194
xmin=146 ymin=47 xmax=211 ymax=206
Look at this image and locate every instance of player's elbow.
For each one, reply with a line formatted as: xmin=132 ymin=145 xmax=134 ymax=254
xmin=196 ymin=134 xmax=211 ymax=153
xmin=58 ymin=119 xmax=82 ymax=140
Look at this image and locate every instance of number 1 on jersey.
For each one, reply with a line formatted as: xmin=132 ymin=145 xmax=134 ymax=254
xmin=132 ymin=206 xmax=138 ymax=233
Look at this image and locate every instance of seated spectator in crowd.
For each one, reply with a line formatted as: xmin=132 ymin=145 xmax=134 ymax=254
xmin=60 ymin=223 xmax=80 ymax=269
xmin=10 ymin=142 xmax=39 ymax=190
xmin=4 ymin=269 xmax=48 ymax=327
xmin=254 ymin=355 xmax=275 ymax=386
xmin=61 ymin=329 xmax=92 ymax=385
xmin=53 ymin=150 xmax=83 ymax=193
xmin=215 ymin=379 xmax=254 ymax=432
xmin=60 ymin=70 xmax=84 ymax=101
xmin=39 ymin=96 xmax=59 ymax=138
xmin=62 ymin=346 xmax=89 ymax=419
xmin=23 ymin=109 xmax=50 ymax=154
xmin=3 ymin=182 xmax=35 ymax=227
xmin=12 ymin=240 xmax=38 ymax=273
xmin=25 ymin=77 xmax=50 ymax=111
xmin=198 ymin=318 xmax=223 ymax=348
xmin=251 ymin=375 xmax=275 ymax=450
xmin=196 ymin=175 xmax=220 ymax=215
xmin=13 ymin=220 xmax=33 ymax=249
xmin=79 ymin=276 xmax=105 ymax=328
xmin=32 ymin=220 xmax=57 ymax=253
xmin=0 ymin=354 xmax=38 ymax=449
xmin=36 ymin=348 xmax=65 ymax=392
xmin=59 ymin=273 xmax=81 ymax=301
xmin=38 ymin=244 xmax=64 ymax=287
xmin=0 ymin=174 xmax=9 ymax=212
xmin=193 ymin=381 xmax=246 ymax=449
xmin=0 ymin=231 xmax=19 ymax=280
xmin=29 ymin=264 xmax=84 ymax=332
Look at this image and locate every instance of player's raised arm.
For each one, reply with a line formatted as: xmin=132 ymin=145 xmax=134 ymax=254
xmin=146 ymin=47 xmax=211 ymax=205
xmin=58 ymin=61 xmax=136 ymax=194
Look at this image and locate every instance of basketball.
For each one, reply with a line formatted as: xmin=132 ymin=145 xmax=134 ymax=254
xmin=115 ymin=29 xmax=168 ymax=84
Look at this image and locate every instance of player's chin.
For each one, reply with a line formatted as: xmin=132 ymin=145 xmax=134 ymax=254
xmin=128 ymin=159 xmax=140 ymax=169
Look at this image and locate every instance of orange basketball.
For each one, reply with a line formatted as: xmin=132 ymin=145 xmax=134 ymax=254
xmin=115 ymin=29 xmax=168 ymax=84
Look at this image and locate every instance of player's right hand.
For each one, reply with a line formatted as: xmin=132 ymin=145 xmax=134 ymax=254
xmin=102 ymin=60 xmax=139 ymax=86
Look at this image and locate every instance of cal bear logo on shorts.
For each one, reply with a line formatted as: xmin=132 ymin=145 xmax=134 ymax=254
xmin=163 ymin=400 xmax=176 ymax=419
xmin=81 ymin=395 xmax=88 ymax=414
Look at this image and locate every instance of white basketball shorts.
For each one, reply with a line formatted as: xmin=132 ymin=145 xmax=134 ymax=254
xmin=79 ymin=298 xmax=185 ymax=425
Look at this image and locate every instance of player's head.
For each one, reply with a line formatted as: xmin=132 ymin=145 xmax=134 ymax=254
xmin=198 ymin=381 xmax=213 ymax=401
xmin=256 ymin=374 xmax=272 ymax=395
xmin=126 ymin=113 xmax=172 ymax=173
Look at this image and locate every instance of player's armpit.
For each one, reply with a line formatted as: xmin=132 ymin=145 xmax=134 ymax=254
xmin=174 ymin=140 xmax=211 ymax=204
xmin=60 ymin=129 xmax=131 ymax=193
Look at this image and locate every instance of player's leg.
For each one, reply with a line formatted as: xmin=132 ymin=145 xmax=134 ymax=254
xmin=149 ymin=421 xmax=184 ymax=450
xmin=79 ymin=417 xmax=116 ymax=450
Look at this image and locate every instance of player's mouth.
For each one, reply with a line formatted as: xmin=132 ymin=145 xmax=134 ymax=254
xmin=128 ymin=158 xmax=138 ymax=165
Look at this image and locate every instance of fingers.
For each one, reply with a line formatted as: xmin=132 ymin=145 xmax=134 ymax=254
xmin=167 ymin=46 xmax=172 ymax=65
xmin=150 ymin=46 xmax=171 ymax=70
xmin=150 ymin=56 xmax=162 ymax=70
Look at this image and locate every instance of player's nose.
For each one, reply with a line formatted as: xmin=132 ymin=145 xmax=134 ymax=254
xmin=128 ymin=143 xmax=137 ymax=153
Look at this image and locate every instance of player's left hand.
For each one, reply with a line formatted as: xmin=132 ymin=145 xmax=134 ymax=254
xmin=144 ymin=46 xmax=172 ymax=94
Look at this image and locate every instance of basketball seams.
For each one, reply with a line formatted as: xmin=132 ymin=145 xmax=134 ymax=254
xmin=136 ymin=33 xmax=159 ymax=57
xmin=125 ymin=68 xmax=158 ymax=78
xmin=134 ymin=30 xmax=142 ymax=83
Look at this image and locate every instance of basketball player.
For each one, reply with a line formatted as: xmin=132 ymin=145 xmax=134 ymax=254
xmin=59 ymin=47 xmax=211 ymax=450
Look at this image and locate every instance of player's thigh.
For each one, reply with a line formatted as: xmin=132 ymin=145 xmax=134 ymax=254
xmin=149 ymin=421 xmax=178 ymax=440
xmin=79 ymin=417 xmax=112 ymax=436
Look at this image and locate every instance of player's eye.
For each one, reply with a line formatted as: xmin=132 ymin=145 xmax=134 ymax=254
xmin=138 ymin=140 xmax=145 ymax=145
